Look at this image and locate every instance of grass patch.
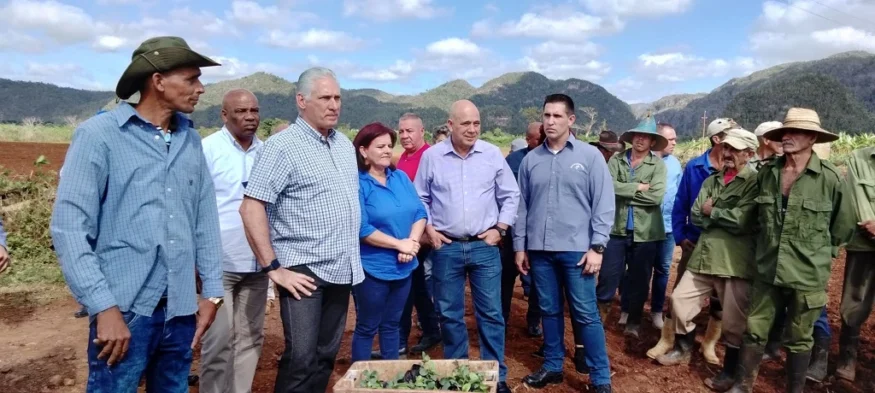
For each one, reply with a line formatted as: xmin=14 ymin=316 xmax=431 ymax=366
xmin=0 ymin=124 xmax=74 ymax=143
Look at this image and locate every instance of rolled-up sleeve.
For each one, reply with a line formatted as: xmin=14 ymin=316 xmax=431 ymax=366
xmin=50 ymin=127 xmax=115 ymax=315
xmin=194 ymin=152 xmax=223 ymax=299
xmin=495 ymin=152 xmax=520 ymax=227
xmin=589 ymin=153 xmax=615 ymax=246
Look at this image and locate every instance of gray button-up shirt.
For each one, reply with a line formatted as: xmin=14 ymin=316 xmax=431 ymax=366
xmin=244 ymin=117 xmax=363 ymax=285
xmin=513 ymin=139 xmax=615 ymax=252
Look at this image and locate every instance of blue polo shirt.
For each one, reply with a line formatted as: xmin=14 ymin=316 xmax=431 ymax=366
xmin=671 ymin=149 xmax=718 ymax=245
xmin=359 ymin=168 xmax=428 ymax=280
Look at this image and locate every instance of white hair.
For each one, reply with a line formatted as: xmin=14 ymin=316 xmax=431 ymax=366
xmin=296 ymin=67 xmax=337 ymax=99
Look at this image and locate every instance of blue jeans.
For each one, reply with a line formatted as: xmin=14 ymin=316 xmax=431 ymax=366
xmin=352 ymin=273 xmax=412 ymax=362
xmin=432 ymin=240 xmax=507 ymax=381
xmin=651 ymin=233 xmax=675 ymax=313
xmin=597 ymin=234 xmax=661 ymax=325
xmin=530 ymin=251 xmax=611 ymax=386
xmin=400 ymin=247 xmax=441 ymax=348
xmin=86 ymin=302 xmax=195 ymax=393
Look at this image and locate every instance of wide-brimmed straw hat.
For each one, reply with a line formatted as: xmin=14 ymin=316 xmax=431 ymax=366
xmin=620 ymin=113 xmax=668 ymax=151
xmin=589 ymin=130 xmax=625 ymax=152
xmin=762 ymin=108 xmax=838 ymax=144
xmin=116 ymin=36 xmax=220 ymax=100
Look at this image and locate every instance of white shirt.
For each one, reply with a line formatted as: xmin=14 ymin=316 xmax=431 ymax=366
xmin=202 ymin=127 xmax=263 ymax=273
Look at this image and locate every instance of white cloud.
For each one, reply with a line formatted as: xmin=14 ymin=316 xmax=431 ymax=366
xmin=518 ymin=41 xmax=611 ymax=80
xmin=473 ymin=9 xmax=623 ymax=41
xmin=1 ymin=0 xmax=106 ymax=44
xmin=636 ymin=52 xmax=756 ymax=82
xmin=343 ymin=0 xmax=449 ymax=21
xmin=226 ymin=0 xmax=318 ymax=28
xmin=581 ymin=0 xmax=693 ymax=17
xmin=0 ymin=30 xmax=44 ymax=52
xmin=0 ymin=62 xmax=105 ymax=90
xmin=749 ymin=0 xmax=875 ymax=63
xmin=425 ymin=38 xmax=483 ymax=57
xmin=350 ymin=60 xmax=415 ymax=81
xmin=200 ymin=56 xmax=289 ymax=82
xmin=261 ymin=29 xmax=365 ymax=51
xmin=92 ymin=35 xmax=127 ymax=52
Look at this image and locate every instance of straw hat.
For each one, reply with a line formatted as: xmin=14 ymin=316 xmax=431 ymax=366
xmin=762 ymin=108 xmax=838 ymax=143
xmin=619 ymin=113 xmax=668 ymax=151
xmin=116 ymin=36 xmax=220 ymax=100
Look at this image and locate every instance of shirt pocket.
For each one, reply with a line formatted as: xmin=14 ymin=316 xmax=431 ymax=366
xmin=800 ymin=199 xmax=832 ymax=242
xmin=859 ymin=179 xmax=875 ymax=201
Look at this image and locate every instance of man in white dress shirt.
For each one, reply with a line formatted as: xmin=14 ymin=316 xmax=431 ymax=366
xmin=199 ymin=89 xmax=266 ymax=393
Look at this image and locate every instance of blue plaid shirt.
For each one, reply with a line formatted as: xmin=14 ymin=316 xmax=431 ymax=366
xmin=0 ymin=216 xmax=6 ymax=249
xmin=51 ymin=102 xmax=223 ymax=319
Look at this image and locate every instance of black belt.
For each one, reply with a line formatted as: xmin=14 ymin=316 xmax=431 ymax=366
xmin=442 ymin=233 xmax=479 ymax=242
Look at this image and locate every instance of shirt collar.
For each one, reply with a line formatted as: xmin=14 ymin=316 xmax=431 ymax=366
xmin=772 ymin=152 xmax=824 ymax=175
xmin=295 ymin=116 xmax=336 ymax=142
xmin=113 ymin=101 xmax=193 ymax=131
xmin=441 ymin=137 xmax=484 ymax=157
xmin=220 ymin=126 xmax=262 ymax=152
xmin=723 ymin=164 xmax=756 ymax=181
xmin=359 ymin=168 xmax=394 ymax=184
xmin=402 ymin=142 xmax=430 ymax=159
xmin=623 ymin=148 xmax=655 ymax=164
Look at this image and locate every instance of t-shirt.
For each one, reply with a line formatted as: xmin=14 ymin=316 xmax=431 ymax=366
xmin=396 ymin=143 xmax=430 ymax=181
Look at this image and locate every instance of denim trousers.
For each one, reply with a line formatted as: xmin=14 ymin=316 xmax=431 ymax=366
xmin=597 ymin=234 xmax=661 ymax=325
xmin=529 ymin=251 xmax=611 ymax=386
xmin=431 ymin=240 xmax=507 ymax=381
xmin=620 ymin=234 xmax=675 ymax=314
xmin=86 ymin=302 xmax=195 ymax=393
xmin=400 ymin=247 xmax=442 ymax=348
xmin=352 ymin=272 xmax=412 ymax=362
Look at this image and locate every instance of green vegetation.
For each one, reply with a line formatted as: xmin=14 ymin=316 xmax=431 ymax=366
xmin=358 ymin=354 xmax=490 ymax=392
xmin=0 ymin=123 xmax=74 ymax=143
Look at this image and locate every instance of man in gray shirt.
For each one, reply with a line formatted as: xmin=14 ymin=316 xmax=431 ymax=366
xmin=514 ymin=94 xmax=614 ymax=393
xmin=240 ymin=67 xmax=362 ymax=393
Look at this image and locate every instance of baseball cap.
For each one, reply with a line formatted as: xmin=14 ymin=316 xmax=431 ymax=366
xmin=510 ymin=138 xmax=527 ymax=152
xmin=707 ymin=118 xmax=738 ymax=137
xmin=721 ymin=128 xmax=758 ymax=151
xmin=754 ymin=121 xmax=783 ymax=137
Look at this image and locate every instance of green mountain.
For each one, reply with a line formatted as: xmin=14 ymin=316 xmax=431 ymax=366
xmin=632 ymin=93 xmax=706 ymax=118
xmin=0 ymin=71 xmax=637 ymax=134
xmin=655 ymin=51 xmax=875 ymax=137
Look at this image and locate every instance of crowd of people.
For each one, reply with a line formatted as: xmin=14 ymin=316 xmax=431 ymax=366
xmin=0 ymin=35 xmax=868 ymax=393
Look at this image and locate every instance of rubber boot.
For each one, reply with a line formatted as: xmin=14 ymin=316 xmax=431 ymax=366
xmin=787 ymin=351 xmax=811 ymax=393
xmin=656 ymin=333 xmax=695 ymax=366
xmin=727 ymin=344 xmax=764 ymax=393
xmin=762 ymin=339 xmax=782 ymax=362
xmin=706 ymin=346 xmax=740 ymax=392
xmin=806 ymin=336 xmax=829 ymax=382
xmin=835 ymin=325 xmax=859 ymax=382
xmin=647 ymin=317 xmax=676 ymax=359
xmin=700 ymin=316 xmax=722 ymax=365
xmin=597 ymin=302 xmax=611 ymax=323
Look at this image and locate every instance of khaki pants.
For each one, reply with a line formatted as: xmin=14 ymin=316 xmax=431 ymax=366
xmin=200 ymin=271 xmax=269 ymax=393
xmin=840 ymin=251 xmax=875 ymax=328
xmin=671 ymin=271 xmax=750 ymax=347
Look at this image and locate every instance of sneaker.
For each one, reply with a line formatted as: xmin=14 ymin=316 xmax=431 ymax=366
xmin=410 ymin=336 xmax=441 ymax=354
xmin=371 ymin=347 xmax=408 ymax=359
xmin=618 ymin=312 xmax=629 ymax=325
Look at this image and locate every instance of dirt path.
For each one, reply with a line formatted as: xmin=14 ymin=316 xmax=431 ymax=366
xmin=2 ymin=250 xmax=874 ymax=392
xmin=0 ymin=142 xmax=68 ymax=175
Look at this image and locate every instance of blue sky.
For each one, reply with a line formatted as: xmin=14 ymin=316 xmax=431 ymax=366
xmin=1 ymin=0 xmax=874 ymax=103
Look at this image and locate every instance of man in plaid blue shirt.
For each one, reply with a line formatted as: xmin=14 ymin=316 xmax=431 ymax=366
xmin=0 ymin=216 xmax=8 ymax=274
xmin=240 ymin=67 xmax=362 ymax=393
xmin=50 ymin=36 xmax=225 ymax=393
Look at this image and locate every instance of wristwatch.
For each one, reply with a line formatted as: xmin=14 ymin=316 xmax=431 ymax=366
xmin=261 ymin=258 xmax=282 ymax=273
xmin=492 ymin=225 xmax=507 ymax=237
xmin=590 ymin=244 xmax=606 ymax=254
xmin=207 ymin=297 xmax=224 ymax=309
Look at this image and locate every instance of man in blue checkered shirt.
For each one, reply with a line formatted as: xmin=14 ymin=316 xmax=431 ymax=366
xmin=240 ymin=67 xmax=362 ymax=393
xmin=50 ymin=36 xmax=225 ymax=393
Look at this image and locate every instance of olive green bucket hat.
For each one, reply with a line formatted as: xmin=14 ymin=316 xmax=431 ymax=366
xmin=115 ymin=36 xmax=220 ymax=100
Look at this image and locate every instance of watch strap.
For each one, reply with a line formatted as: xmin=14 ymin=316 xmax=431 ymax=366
xmin=262 ymin=259 xmax=281 ymax=273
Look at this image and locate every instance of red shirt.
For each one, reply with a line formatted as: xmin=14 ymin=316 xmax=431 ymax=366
xmin=397 ymin=143 xmax=430 ymax=181
xmin=723 ymin=168 xmax=739 ymax=185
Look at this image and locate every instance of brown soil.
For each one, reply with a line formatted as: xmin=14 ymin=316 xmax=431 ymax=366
xmin=0 ymin=142 xmax=68 ymax=175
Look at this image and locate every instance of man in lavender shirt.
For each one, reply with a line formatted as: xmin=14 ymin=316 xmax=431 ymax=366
xmin=415 ymin=100 xmax=520 ymax=393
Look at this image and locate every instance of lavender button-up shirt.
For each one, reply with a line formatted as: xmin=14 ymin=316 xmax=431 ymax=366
xmin=415 ymin=138 xmax=520 ymax=238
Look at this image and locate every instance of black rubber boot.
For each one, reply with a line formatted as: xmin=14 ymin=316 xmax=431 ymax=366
xmin=727 ymin=344 xmax=764 ymax=393
xmin=835 ymin=325 xmax=859 ymax=382
xmin=574 ymin=346 xmax=590 ymax=375
xmin=706 ymin=346 xmax=740 ymax=392
xmin=806 ymin=336 xmax=829 ymax=382
xmin=787 ymin=351 xmax=811 ymax=393
xmin=656 ymin=333 xmax=694 ymax=366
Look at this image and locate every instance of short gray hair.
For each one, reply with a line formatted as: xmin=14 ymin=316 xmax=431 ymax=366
xmin=399 ymin=112 xmax=421 ymax=122
xmin=297 ymin=67 xmax=337 ymax=99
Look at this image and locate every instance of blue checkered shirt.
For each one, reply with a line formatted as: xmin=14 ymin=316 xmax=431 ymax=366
xmin=244 ymin=117 xmax=363 ymax=285
xmin=51 ymin=102 xmax=223 ymax=319
xmin=0 ymin=216 xmax=6 ymax=249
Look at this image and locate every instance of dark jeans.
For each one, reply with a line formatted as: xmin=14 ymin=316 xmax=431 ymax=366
xmin=768 ymin=305 xmax=831 ymax=344
xmin=598 ymin=234 xmax=661 ymax=325
xmin=432 ymin=240 xmax=507 ymax=381
xmin=86 ymin=302 xmax=195 ymax=393
xmin=619 ymin=234 xmax=675 ymax=315
xmin=500 ymin=235 xmax=541 ymax=328
xmin=275 ymin=266 xmax=351 ymax=393
xmin=529 ymin=251 xmax=611 ymax=386
xmin=352 ymin=273 xmax=412 ymax=362
xmin=400 ymin=247 xmax=441 ymax=348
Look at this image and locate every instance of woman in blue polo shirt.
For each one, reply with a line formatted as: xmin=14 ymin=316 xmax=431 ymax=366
xmin=351 ymin=122 xmax=428 ymax=362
